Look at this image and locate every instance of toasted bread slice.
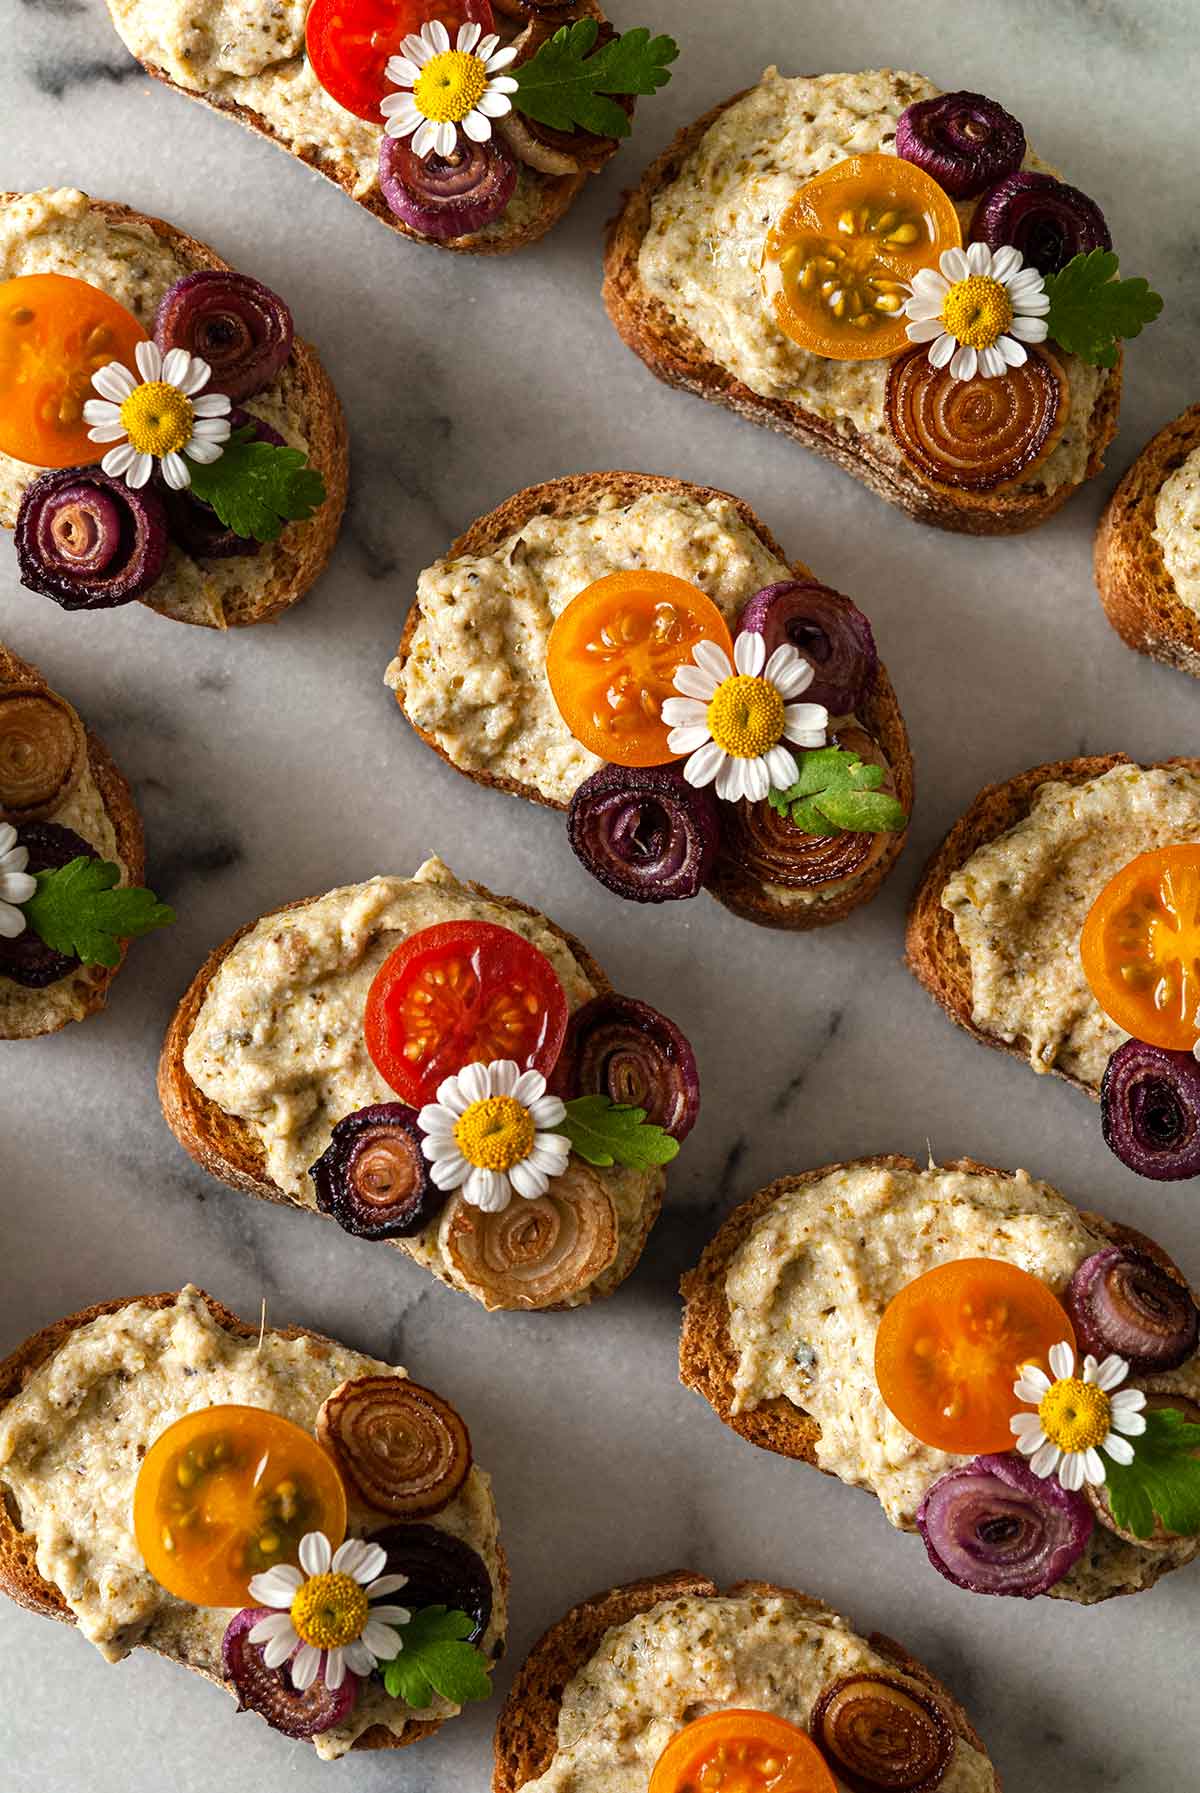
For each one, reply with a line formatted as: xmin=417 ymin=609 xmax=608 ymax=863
xmin=0 ymin=642 xmax=145 ymax=1039
xmin=1095 ymin=404 xmax=1200 ymax=674
xmin=390 ymin=471 xmax=913 ymax=931
xmin=603 ymin=85 xmax=1122 ymax=536
xmin=0 ymin=190 xmax=347 ymax=629
xmin=679 ymin=1154 xmax=1200 ymax=1603
xmin=492 ymin=1570 xmax=998 ymax=1791
xmin=0 ymin=1287 xmax=506 ymax=1753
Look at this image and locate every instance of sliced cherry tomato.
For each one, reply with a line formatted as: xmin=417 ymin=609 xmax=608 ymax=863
xmin=546 ymin=570 xmax=733 ymax=767
xmin=761 ymin=154 xmax=962 ymax=361
xmin=0 ymin=273 xmax=147 ymax=469
xmin=649 ymin=1710 xmax=837 ymax=1793
xmin=874 ymin=1260 xmax=1074 ymax=1455
xmin=306 ymin=0 xmax=495 ymax=124
xmin=133 ymin=1406 xmax=347 ymax=1609
xmin=1080 ymin=844 xmax=1200 ymax=1050
xmin=364 ymin=919 xmax=568 ymax=1107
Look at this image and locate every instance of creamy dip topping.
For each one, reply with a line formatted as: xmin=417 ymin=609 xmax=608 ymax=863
xmin=637 ymin=68 xmax=1105 ymax=495
xmin=0 ymin=188 xmax=311 ymax=627
xmin=521 ymin=1591 xmax=993 ymax=1792
xmin=942 ymin=764 xmax=1200 ymax=1086
xmin=1154 ymin=445 xmax=1200 ymax=615
xmin=0 ymin=1287 xmax=505 ymax=1759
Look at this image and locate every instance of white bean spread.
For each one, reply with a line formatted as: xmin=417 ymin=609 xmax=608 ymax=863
xmin=1154 ymin=445 xmax=1200 ymax=616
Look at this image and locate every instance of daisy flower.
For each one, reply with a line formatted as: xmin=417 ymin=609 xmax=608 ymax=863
xmin=0 ymin=823 xmax=36 ymax=939
xmin=1010 ymin=1340 xmax=1146 ymax=1493
xmin=83 ymin=340 xmax=232 ymax=491
xmin=902 ymin=243 xmax=1050 ymax=381
xmin=247 ymin=1532 xmax=411 ymax=1692
xmin=419 ymin=1059 xmax=570 ymax=1213
xmin=661 ymin=632 xmax=828 ymax=804
xmin=381 ymin=20 xmax=519 ymax=160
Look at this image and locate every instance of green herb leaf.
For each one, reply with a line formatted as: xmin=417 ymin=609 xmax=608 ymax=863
xmin=380 ymin=1607 xmax=493 ymax=1708
xmin=186 ymin=425 xmax=326 ymax=543
xmin=24 ymin=857 xmax=174 ymax=968
xmin=555 ymin=1095 xmax=679 ymax=1170
xmin=1042 ymin=250 xmax=1163 ymax=368
xmin=765 ymin=746 xmax=908 ymax=836
xmin=513 ymin=19 xmax=678 ymax=138
xmin=1104 ymin=1407 xmax=1200 ymax=1540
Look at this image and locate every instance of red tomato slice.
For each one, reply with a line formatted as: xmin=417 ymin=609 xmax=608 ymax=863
xmin=306 ymin=0 xmax=495 ymax=124
xmin=364 ymin=920 xmax=568 ymax=1107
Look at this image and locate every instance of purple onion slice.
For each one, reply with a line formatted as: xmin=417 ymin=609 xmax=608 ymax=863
xmin=222 ymin=1608 xmax=359 ymax=1737
xmin=736 ymin=582 xmax=877 ymax=716
xmin=917 ymin=1453 xmax=1092 ymax=1597
xmin=155 ymin=271 xmax=294 ymax=402
xmin=368 ymin=1524 xmax=493 ymax=1645
xmin=970 ymin=170 xmax=1111 ymax=276
xmin=162 ymin=409 xmax=284 ymax=559
xmin=15 ymin=467 xmax=168 ymax=609
xmin=895 ymin=91 xmax=1025 ymax=199
xmin=0 ymin=823 xmax=98 ymax=987
xmin=1063 ymin=1244 xmax=1198 ymax=1373
xmin=311 ymin=1102 xmax=445 ymax=1240
xmin=379 ymin=135 xmax=517 ymax=239
xmin=1100 ymin=1040 xmax=1200 ymax=1183
xmin=567 ymin=763 xmax=720 ymax=904
xmin=550 ymin=993 xmax=700 ymax=1141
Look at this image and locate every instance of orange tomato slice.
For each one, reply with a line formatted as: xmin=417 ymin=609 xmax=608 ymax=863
xmin=761 ymin=154 xmax=962 ymax=361
xmin=546 ymin=570 xmax=733 ymax=767
xmin=1080 ymin=843 xmax=1200 ymax=1050
xmin=0 ymin=273 xmax=147 ymax=468
xmin=649 ymin=1710 xmax=837 ymax=1793
xmin=874 ymin=1260 xmax=1074 ymax=1455
xmin=133 ymin=1406 xmax=347 ymax=1609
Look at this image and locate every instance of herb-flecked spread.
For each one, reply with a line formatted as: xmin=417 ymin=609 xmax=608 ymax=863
xmin=1154 ymin=445 xmax=1200 ymax=616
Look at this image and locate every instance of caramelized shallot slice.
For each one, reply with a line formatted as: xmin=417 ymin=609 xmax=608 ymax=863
xmin=0 ymin=685 xmax=85 ymax=821
xmin=811 ymin=1672 xmax=955 ymax=1793
xmin=316 ymin=1375 xmax=471 ymax=1518
xmin=551 ymin=992 xmax=700 ymax=1141
xmin=1063 ymin=1244 xmax=1199 ymax=1373
xmin=885 ymin=345 xmax=1068 ymax=492
xmin=222 ymin=1607 xmax=359 ymax=1736
xmin=444 ymin=1163 xmax=619 ymax=1309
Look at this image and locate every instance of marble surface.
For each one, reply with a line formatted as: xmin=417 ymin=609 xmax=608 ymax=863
xmin=2 ymin=0 xmax=1199 ymax=1787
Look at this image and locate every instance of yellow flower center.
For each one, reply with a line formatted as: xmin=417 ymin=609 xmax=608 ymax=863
xmin=119 ymin=381 xmax=194 ymax=457
xmin=706 ymin=674 xmax=785 ymax=760
xmin=454 ymin=1094 xmax=535 ymax=1171
xmin=412 ymin=50 xmax=488 ymax=123
xmin=289 ymin=1572 xmax=369 ymax=1651
xmin=939 ymin=274 xmax=1014 ymax=350
xmin=1037 ymin=1376 xmax=1112 ymax=1454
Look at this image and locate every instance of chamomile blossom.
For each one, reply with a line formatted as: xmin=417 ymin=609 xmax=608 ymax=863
xmin=247 ymin=1532 xmax=411 ymax=1692
xmin=83 ymin=341 xmax=231 ymax=491
xmin=1010 ymin=1341 xmax=1146 ymax=1492
xmin=381 ymin=21 xmax=519 ymax=160
xmin=419 ymin=1059 xmax=570 ymax=1213
xmin=0 ymin=823 xmax=35 ymax=940
xmin=902 ymin=243 xmax=1050 ymax=381
xmin=661 ymin=632 xmax=828 ymax=804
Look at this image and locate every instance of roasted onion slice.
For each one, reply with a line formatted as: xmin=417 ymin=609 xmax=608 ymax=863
xmin=0 ymin=822 xmax=98 ymax=988
xmin=316 ymin=1375 xmax=471 ymax=1518
xmin=155 ymin=271 xmax=294 ymax=403
xmin=885 ymin=345 xmax=1068 ymax=492
xmin=222 ymin=1607 xmax=359 ymax=1736
xmin=552 ymin=992 xmax=700 ymax=1140
xmin=444 ymin=1164 xmax=619 ymax=1310
xmin=1063 ymin=1245 xmax=1199 ymax=1373
xmin=736 ymin=581 xmax=877 ymax=716
xmin=15 ymin=466 xmax=168 ymax=608
xmin=917 ymin=1453 xmax=1092 ymax=1597
xmin=1100 ymin=1041 xmax=1200 ymax=1182
xmin=970 ymin=170 xmax=1111 ymax=276
xmin=895 ymin=91 xmax=1025 ymax=199
xmin=378 ymin=135 xmax=517 ymax=239
xmin=1088 ymin=1391 xmax=1200 ymax=1547
xmin=370 ymin=1523 xmax=494 ymax=1644
xmin=567 ymin=763 xmax=720 ymax=903
xmin=720 ymin=725 xmax=895 ymax=892
xmin=310 ymin=1102 xmax=445 ymax=1240
xmin=811 ymin=1672 xmax=955 ymax=1793
xmin=0 ymin=685 xmax=85 ymax=822
xmin=500 ymin=17 xmax=627 ymax=173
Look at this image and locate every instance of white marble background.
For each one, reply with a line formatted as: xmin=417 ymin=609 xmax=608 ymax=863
xmin=2 ymin=0 xmax=1198 ymax=1786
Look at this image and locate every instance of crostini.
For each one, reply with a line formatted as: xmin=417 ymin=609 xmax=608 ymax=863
xmin=493 ymin=1571 xmax=999 ymax=1791
xmin=160 ymin=856 xmax=695 ymax=1310
xmin=0 ymin=641 xmax=171 ymax=1037
xmin=680 ymin=1156 xmax=1200 ymax=1604
xmin=606 ymin=73 xmax=1163 ymax=534
xmin=104 ymin=2 xmax=676 ymax=254
xmin=0 ymin=1286 xmax=507 ymax=1757
xmin=1 ymin=188 xmax=347 ymax=628
xmin=1095 ymin=403 xmax=1200 ymax=675
xmin=388 ymin=473 xmax=913 ymax=929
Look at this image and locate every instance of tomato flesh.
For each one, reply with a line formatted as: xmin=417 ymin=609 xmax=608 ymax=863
xmin=306 ymin=0 xmax=495 ymax=123
xmin=1080 ymin=843 xmax=1200 ymax=1050
xmin=364 ymin=919 xmax=568 ymax=1107
xmin=649 ymin=1710 xmax=837 ymax=1793
xmin=0 ymin=273 xmax=147 ymax=469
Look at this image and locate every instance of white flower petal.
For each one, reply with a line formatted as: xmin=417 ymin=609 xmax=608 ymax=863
xmin=383 ymin=56 xmax=421 ymax=88
xmin=412 ymin=118 xmax=439 ymax=158
xmin=485 ymin=45 xmax=519 ymax=71
xmin=487 ymin=1059 xmax=519 ymax=1097
xmin=248 ymin=1611 xmax=296 ymax=1645
xmin=1089 ymin=1354 xmax=1129 ymax=1392
xmin=765 ymin=744 xmax=799 ymax=791
xmin=949 ymin=343 xmax=978 ymax=381
xmin=1111 ymin=1387 xmax=1146 ymax=1414
xmin=435 ymin=1077 xmax=471 ymax=1115
xmin=125 ymin=451 xmax=153 ymax=489
xmin=0 ymin=872 xmax=34 ymax=904
xmin=248 ymin=1563 xmax=304 ymax=1606
xmin=465 ymin=1167 xmax=510 ymax=1212
xmin=733 ymin=631 xmax=766 ymax=676
xmin=692 ymin=640 xmax=733 ymax=683
xmin=927 ymin=331 xmax=956 ymax=369
xmin=456 ymin=21 xmax=481 ymax=52
xmin=100 ymin=441 xmax=136 ymax=478
xmin=361 ymin=1619 xmax=403 ymax=1661
xmin=989 ymin=245 xmax=1022 ymax=280
xmin=905 ymin=316 xmax=947 ymax=343
xmin=683 ymin=739 xmax=726 ymax=789
xmin=430 ymin=1154 xmax=471 ymax=1191
xmin=781 ymin=703 xmax=828 ymax=744
xmin=1010 ymin=1412 xmax=1044 ymax=1442
xmin=324 ymin=1647 xmax=346 ymax=1691
xmin=342 ymin=1639 xmax=376 ymax=1675
xmin=965 ymin=240 xmax=991 ymax=275
xmin=160 ymin=451 xmax=191 ymax=491
xmin=462 ymin=110 xmax=491 ymax=143
xmin=1030 ymin=1439 xmax=1061 ymax=1478
xmin=940 ymin=247 xmax=969 ymax=282
xmin=667 ymin=724 xmax=715 ymax=755
xmin=998 ymin=333 xmax=1028 ymax=366
xmin=978 ymin=345 xmax=1006 ymax=378
xmin=475 ymin=90 xmax=512 ymax=119
xmin=1010 ymin=315 xmax=1048 ymax=343
xmin=366 ymin=1605 xmax=411 ymax=1627
xmin=529 ymin=1094 xmax=566 ymax=1129
xmin=428 ymin=19 xmax=450 ymax=52
xmin=134 ymin=339 xmax=162 ymax=381
xmin=1048 ymin=1341 xmax=1076 ymax=1381
xmin=435 ymin=119 xmax=457 ymax=157
xmin=512 ymin=1067 xmax=547 ymax=1105
xmin=367 ymin=1575 xmax=409 ymax=1601
xmin=299 ymin=1531 xmax=332 ymax=1577
xmin=1015 ymin=1365 xmax=1052 ymax=1401
xmin=291 ymin=1644 xmax=321 ymax=1691
xmin=1103 ymin=1432 xmax=1135 ymax=1467
xmin=1058 ymin=1451 xmax=1086 ymax=1492
xmin=661 ymin=695 xmax=709 ymax=728
xmin=160 ymin=347 xmax=191 ymax=388
xmin=1083 ymin=1447 xmax=1106 ymax=1486
xmin=191 ymin=393 xmax=231 ymax=419
xmin=84 ymin=417 xmax=127 ymax=443
xmin=672 ymin=663 xmax=720 ymax=701
xmin=458 ymin=1062 xmax=490 ymax=1105
xmin=91 ymin=361 xmax=136 ymax=402
xmin=509 ymin=1158 xmax=549 ymax=1200
xmin=262 ymin=1629 xmax=300 ymax=1669
xmin=1112 ymin=1407 xmax=1147 ymax=1438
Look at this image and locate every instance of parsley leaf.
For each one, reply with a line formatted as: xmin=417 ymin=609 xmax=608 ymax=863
xmin=1104 ymin=1407 xmax=1200 ymax=1540
xmin=1042 ymin=250 xmax=1163 ymax=368
xmin=186 ymin=425 xmax=326 ymax=543
xmin=513 ymin=19 xmax=678 ymax=138
xmin=766 ymin=746 xmax=908 ymax=837
xmin=380 ymin=1607 xmax=492 ymax=1709
xmin=24 ymin=857 xmax=174 ymax=968
xmin=554 ymin=1095 xmax=679 ymax=1170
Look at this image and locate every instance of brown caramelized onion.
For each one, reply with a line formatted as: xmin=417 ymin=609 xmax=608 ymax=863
xmin=315 ymin=1376 xmax=471 ymax=1518
xmin=1087 ymin=1391 xmax=1200 ymax=1548
xmin=501 ymin=17 xmax=627 ymax=173
xmin=812 ymin=1673 xmax=956 ymax=1793
xmin=885 ymin=345 xmax=1068 ymax=492
xmin=0 ymin=686 xmax=85 ymax=821
xmin=445 ymin=1165 xmax=619 ymax=1310
xmin=721 ymin=725 xmax=895 ymax=891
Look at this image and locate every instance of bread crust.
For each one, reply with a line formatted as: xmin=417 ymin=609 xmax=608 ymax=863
xmin=904 ymin=754 xmax=1200 ymax=1095
xmin=602 ymin=91 xmax=1122 ymax=536
xmin=0 ymin=642 xmax=145 ymax=1039
xmin=0 ymin=193 xmax=348 ymax=630
xmin=391 ymin=471 xmax=913 ymax=931
xmin=491 ymin=1569 xmax=999 ymax=1791
xmin=1095 ymin=403 xmax=1200 ymax=674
